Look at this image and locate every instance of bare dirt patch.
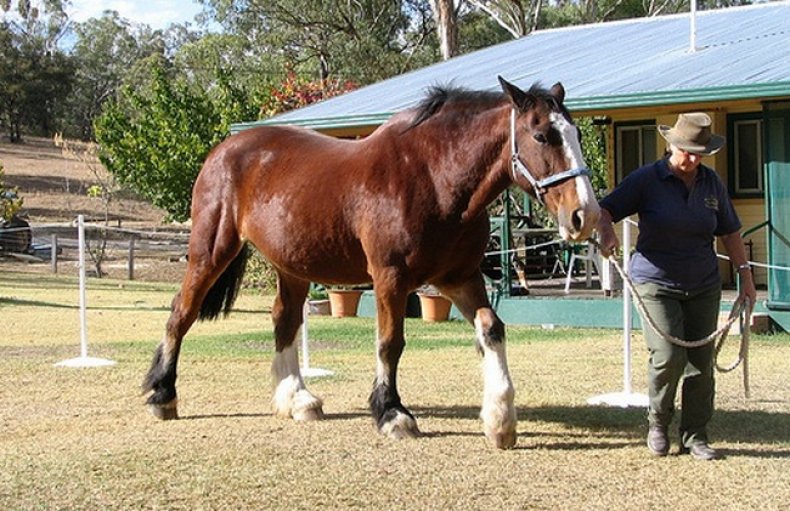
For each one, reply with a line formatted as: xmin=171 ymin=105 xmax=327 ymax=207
xmin=1 ymin=136 xmax=168 ymax=224
xmin=1 ymin=137 xmax=186 ymax=282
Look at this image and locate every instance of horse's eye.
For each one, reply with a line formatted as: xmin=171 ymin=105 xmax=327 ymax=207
xmin=533 ymin=133 xmax=548 ymax=144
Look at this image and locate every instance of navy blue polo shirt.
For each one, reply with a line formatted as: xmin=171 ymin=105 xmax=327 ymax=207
xmin=599 ymin=158 xmax=741 ymax=291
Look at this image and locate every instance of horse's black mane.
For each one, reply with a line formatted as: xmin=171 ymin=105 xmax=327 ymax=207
xmin=406 ymin=83 xmax=559 ymax=131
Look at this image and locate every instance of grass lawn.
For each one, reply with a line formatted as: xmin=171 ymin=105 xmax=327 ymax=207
xmin=2 ymin=268 xmax=789 ymax=510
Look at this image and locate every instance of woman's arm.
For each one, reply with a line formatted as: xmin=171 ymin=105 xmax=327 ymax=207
xmin=596 ymin=208 xmax=619 ymax=258
xmin=719 ymin=231 xmax=757 ymax=309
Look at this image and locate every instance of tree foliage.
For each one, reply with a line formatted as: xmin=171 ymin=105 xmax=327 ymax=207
xmin=198 ymin=0 xmax=437 ymax=84
xmin=258 ymin=72 xmax=358 ymax=117
xmin=63 ymin=12 xmax=168 ymax=140
xmin=0 ymin=0 xmax=73 ymax=141
xmin=94 ymin=61 xmax=355 ymax=222
xmin=94 ymin=61 xmax=255 ymax=221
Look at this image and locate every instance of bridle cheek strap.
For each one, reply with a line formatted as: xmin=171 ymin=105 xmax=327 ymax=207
xmin=509 ymin=109 xmax=591 ymax=206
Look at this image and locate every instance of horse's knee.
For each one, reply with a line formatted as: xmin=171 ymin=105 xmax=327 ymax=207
xmin=475 ymin=310 xmax=505 ymax=352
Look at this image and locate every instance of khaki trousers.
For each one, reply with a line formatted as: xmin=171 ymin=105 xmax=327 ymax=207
xmin=635 ymin=282 xmax=721 ymax=447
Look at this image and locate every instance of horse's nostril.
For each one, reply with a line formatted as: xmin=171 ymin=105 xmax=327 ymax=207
xmin=572 ymin=209 xmax=585 ymax=233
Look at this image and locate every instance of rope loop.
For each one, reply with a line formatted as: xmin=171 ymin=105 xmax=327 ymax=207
xmin=601 ymin=246 xmax=752 ymax=398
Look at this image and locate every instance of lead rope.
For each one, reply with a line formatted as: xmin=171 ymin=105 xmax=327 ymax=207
xmin=593 ymin=240 xmax=752 ymax=398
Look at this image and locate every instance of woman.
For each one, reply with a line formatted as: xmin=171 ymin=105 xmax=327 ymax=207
xmin=597 ymin=113 xmax=757 ymax=460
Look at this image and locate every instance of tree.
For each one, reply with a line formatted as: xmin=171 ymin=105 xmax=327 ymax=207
xmin=1 ymin=0 xmax=70 ymax=51
xmin=0 ymin=0 xmax=73 ymax=140
xmin=199 ymin=0 xmax=437 ymax=85
xmin=94 ymin=60 xmax=252 ymax=222
xmin=258 ymin=72 xmax=357 ymax=118
xmin=64 ymin=12 xmax=169 ymax=140
xmin=467 ymin=0 xmax=542 ymax=37
xmin=429 ymin=0 xmax=461 ymax=59
xmin=54 ymin=133 xmax=118 ymax=276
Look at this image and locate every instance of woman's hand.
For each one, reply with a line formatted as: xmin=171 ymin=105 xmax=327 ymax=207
xmin=596 ymin=208 xmax=620 ymax=258
xmin=720 ymin=231 xmax=758 ymax=312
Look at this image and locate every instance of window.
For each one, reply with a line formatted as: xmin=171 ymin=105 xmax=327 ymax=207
xmin=615 ymin=122 xmax=656 ymax=184
xmin=728 ymin=114 xmax=763 ymax=196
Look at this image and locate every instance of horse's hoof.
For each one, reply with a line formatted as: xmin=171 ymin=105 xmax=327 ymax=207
xmin=293 ymin=406 xmax=324 ymax=421
xmin=291 ymin=390 xmax=324 ymax=421
xmin=148 ymin=400 xmax=178 ymax=420
xmin=485 ymin=427 xmax=517 ymax=449
xmin=380 ymin=411 xmax=421 ymax=440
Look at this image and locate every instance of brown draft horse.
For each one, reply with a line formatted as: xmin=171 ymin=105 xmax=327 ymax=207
xmin=142 ymin=77 xmax=600 ymax=449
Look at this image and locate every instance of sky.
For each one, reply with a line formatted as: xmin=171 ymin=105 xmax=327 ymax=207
xmin=68 ymin=0 xmax=205 ymax=30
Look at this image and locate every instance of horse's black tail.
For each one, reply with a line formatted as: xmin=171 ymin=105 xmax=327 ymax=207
xmin=198 ymin=244 xmax=250 ymax=321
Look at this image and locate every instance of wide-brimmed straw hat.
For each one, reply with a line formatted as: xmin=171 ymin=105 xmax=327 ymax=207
xmin=658 ymin=112 xmax=725 ymax=156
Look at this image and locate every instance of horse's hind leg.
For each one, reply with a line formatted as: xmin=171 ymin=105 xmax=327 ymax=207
xmin=441 ymin=273 xmax=516 ymax=449
xmin=143 ymin=220 xmax=245 ymax=420
xmin=271 ymin=273 xmax=324 ymax=421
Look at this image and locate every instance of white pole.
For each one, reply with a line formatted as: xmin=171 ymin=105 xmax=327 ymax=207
xmin=299 ymin=300 xmax=333 ymax=378
xmin=55 ymin=215 xmax=116 ymax=368
xmin=586 ymin=218 xmax=647 ymax=407
xmin=622 ymin=219 xmax=632 ymax=394
xmin=301 ymin=301 xmax=311 ymax=371
xmin=78 ymin=214 xmax=88 ymax=358
xmin=689 ymin=0 xmax=697 ymax=53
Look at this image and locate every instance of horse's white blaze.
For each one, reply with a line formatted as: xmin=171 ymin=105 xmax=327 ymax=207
xmin=550 ymin=112 xmax=585 ymax=169
xmin=550 ymin=112 xmax=600 ymax=240
xmin=551 ymin=112 xmax=597 ymax=204
xmin=475 ymin=316 xmax=516 ymax=443
xmin=271 ymin=344 xmax=322 ymax=419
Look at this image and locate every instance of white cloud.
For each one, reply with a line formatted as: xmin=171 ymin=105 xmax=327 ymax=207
xmin=69 ymin=0 xmax=203 ymax=30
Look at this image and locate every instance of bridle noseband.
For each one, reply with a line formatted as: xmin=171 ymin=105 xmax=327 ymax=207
xmin=509 ymin=109 xmax=591 ymax=205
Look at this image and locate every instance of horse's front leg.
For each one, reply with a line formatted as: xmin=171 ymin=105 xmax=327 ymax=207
xmin=442 ymin=274 xmax=517 ymax=449
xmin=369 ymin=277 xmax=419 ymax=439
xmin=271 ymin=274 xmax=324 ymax=421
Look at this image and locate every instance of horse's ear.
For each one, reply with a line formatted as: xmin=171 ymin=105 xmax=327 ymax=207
xmin=549 ymin=82 xmax=566 ymax=104
xmin=498 ymin=75 xmax=528 ymax=110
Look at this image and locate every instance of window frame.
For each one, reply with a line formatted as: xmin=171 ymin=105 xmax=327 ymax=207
xmin=614 ymin=120 xmax=656 ymax=185
xmin=727 ymin=112 xmax=764 ymax=198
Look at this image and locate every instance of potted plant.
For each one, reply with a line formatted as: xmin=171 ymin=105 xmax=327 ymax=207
xmin=307 ymin=284 xmax=331 ymax=315
xmin=327 ymin=286 xmax=364 ymax=318
xmin=416 ymin=285 xmax=452 ymax=322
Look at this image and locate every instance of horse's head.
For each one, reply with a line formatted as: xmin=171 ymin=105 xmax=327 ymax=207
xmin=499 ymin=77 xmax=600 ymax=242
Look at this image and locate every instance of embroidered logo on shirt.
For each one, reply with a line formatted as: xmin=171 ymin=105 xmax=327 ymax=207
xmin=704 ymin=196 xmax=719 ymax=210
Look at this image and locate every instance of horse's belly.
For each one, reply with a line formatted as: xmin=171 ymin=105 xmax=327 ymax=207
xmin=246 ymin=217 xmax=370 ymax=285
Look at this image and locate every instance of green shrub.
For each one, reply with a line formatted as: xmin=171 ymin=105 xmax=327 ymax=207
xmin=0 ymin=163 xmax=24 ymax=222
xmin=243 ymin=247 xmax=277 ymax=292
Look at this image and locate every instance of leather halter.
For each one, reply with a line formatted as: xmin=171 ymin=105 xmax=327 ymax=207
xmin=510 ymin=109 xmax=591 ymax=205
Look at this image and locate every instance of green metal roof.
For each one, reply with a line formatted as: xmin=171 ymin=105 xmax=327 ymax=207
xmin=232 ymin=2 xmax=790 ymax=133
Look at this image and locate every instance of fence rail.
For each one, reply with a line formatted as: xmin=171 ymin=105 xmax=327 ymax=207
xmin=1 ymin=220 xmax=190 ymax=280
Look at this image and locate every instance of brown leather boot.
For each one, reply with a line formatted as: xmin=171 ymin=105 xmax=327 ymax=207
xmin=680 ymin=441 xmax=720 ymax=460
xmin=647 ymin=425 xmax=669 ymax=457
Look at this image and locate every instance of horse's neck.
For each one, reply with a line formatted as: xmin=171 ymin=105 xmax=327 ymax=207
xmin=445 ymin=110 xmax=512 ymax=222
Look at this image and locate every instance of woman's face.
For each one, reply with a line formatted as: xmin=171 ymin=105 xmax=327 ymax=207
xmin=670 ymin=145 xmax=703 ymax=173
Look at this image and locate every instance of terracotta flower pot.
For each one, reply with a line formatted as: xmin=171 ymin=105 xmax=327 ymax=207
xmin=328 ymin=289 xmax=363 ymax=318
xmin=417 ymin=293 xmax=452 ymax=322
xmin=308 ymin=299 xmax=331 ymax=316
